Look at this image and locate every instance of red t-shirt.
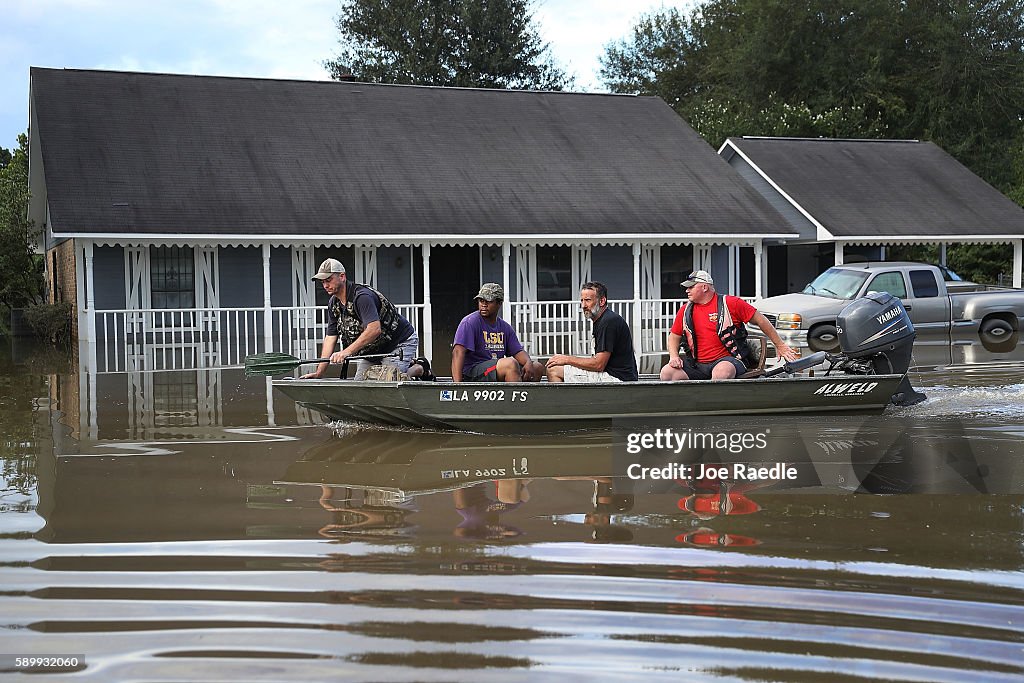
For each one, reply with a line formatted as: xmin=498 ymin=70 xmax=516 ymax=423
xmin=670 ymin=296 xmax=757 ymax=363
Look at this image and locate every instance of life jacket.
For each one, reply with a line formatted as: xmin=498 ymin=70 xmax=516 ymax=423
xmin=680 ymin=294 xmax=757 ymax=369
xmin=329 ymin=282 xmax=404 ymax=355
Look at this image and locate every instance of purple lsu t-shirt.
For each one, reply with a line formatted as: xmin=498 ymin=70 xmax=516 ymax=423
xmin=453 ymin=313 xmax=525 ymax=374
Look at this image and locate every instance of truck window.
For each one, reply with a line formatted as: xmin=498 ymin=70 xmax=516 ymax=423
xmin=909 ymin=269 xmax=939 ymax=298
xmin=802 ymin=268 xmax=868 ymax=298
xmin=866 ymin=271 xmax=907 ymax=298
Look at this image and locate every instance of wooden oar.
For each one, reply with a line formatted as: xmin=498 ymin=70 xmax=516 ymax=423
xmin=244 ymin=352 xmax=393 ymax=377
xmin=244 ymin=352 xmax=330 ymax=376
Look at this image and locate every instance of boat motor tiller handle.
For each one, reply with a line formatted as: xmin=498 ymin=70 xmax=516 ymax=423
xmin=764 ymin=351 xmax=830 ymax=378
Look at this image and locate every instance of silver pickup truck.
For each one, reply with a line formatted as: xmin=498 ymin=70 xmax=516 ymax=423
xmin=753 ymin=262 xmax=1024 ymax=352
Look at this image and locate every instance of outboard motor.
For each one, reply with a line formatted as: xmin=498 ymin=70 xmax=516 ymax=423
xmin=835 ymin=292 xmax=925 ymax=406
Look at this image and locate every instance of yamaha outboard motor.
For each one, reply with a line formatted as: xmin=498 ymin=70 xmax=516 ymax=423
xmin=836 ymin=292 xmax=925 ymax=406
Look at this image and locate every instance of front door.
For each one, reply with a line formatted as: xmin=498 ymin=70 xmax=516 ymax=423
xmin=428 ymin=245 xmax=479 ymax=375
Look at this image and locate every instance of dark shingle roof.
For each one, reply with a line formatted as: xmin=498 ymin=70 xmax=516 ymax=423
xmin=724 ymin=137 xmax=1024 ymax=238
xmin=30 ymin=68 xmax=790 ymax=239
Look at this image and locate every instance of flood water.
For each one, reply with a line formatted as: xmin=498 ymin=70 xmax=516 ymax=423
xmin=2 ymin=332 xmax=1024 ymax=680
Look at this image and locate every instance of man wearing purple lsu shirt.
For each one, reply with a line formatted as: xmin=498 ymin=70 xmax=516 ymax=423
xmin=452 ymin=283 xmax=545 ymax=383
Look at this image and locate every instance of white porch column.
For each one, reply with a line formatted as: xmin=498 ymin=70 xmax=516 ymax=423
xmin=262 ymin=244 xmax=272 ymax=353
xmin=265 ymin=376 xmax=276 ymax=427
xmin=728 ymin=244 xmax=737 ymax=295
xmin=501 ymin=242 xmax=511 ymax=319
xmin=754 ymin=241 xmax=764 ymax=300
xmin=422 ymin=243 xmax=432 ymax=358
xmin=409 ymin=246 xmax=416 ymax=304
xmin=1014 ymin=239 xmax=1023 ymax=289
xmin=85 ymin=241 xmax=96 ymax=344
xmin=834 ymin=242 xmax=844 ymax=266
xmin=75 ymin=240 xmax=88 ymax=342
xmin=631 ymin=243 xmax=642 ymax=362
xmin=940 ymin=242 xmax=947 ymax=266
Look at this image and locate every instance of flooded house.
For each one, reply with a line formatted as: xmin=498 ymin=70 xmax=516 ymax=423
xmin=719 ymin=137 xmax=1024 ymax=295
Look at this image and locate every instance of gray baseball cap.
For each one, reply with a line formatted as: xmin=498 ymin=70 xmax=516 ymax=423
xmin=681 ymin=270 xmax=714 ymax=288
xmin=312 ymin=258 xmax=346 ymax=281
xmin=474 ymin=283 xmax=504 ymax=301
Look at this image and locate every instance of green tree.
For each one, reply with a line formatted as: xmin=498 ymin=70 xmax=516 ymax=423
xmin=600 ymin=8 xmax=702 ymax=108
xmin=0 ymin=133 xmax=43 ymax=316
xmin=601 ymin=0 xmax=1024 ymax=190
xmin=601 ymin=1 xmax=903 ymax=142
xmin=326 ymin=0 xmax=572 ymax=90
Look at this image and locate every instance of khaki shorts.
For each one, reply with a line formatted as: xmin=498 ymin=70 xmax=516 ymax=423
xmin=563 ymin=365 xmax=622 ymax=383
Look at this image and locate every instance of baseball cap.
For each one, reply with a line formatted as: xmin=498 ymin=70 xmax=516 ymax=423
xmin=312 ymin=258 xmax=346 ymax=281
xmin=681 ymin=270 xmax=714 ymax=288
xmin=474 ymin=283 xmax=504 ymax=301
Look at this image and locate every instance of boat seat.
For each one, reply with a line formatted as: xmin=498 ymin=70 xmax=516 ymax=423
xmin=739 ymin=338 xmax=768 ymax=379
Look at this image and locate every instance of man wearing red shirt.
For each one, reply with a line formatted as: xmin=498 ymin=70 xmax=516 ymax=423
xmin=661 ymin=270 xmax=798 ymax=381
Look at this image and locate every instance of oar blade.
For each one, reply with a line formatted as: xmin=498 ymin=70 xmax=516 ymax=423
xmin=245 ymin=361 xmax=302 ymax=377
xmin=244 ymin=352 xmax=302 ymax=377
xmin=244 ymin=353 xmax=332 ymax=377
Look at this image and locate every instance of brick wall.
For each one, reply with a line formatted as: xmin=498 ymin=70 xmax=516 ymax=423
xmin=46 ymin=240 xmax=79 ymax=340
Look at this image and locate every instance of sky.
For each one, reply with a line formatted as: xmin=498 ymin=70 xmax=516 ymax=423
xmin=1 ymin=0 xmax=688 ymax=151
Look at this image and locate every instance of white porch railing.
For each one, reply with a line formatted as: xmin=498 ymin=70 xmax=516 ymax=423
xmin=508 ymin=299 xmax=685 ymax=358
xmin=91 ymin=304 xmax=427 ymax=373
xmin=93 ymin=307 xmax=264 ymax=373
xmin=269 ymin=304 xmax=427 ymax=361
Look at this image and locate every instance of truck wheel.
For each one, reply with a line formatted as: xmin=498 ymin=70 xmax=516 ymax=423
xmin=808 ymin=324 xmax=840 ymax=352
xmin=979 ymin=318 xmax=1014 ymax=339
xmin=980 ymin=318 xmax=1018 ymax=352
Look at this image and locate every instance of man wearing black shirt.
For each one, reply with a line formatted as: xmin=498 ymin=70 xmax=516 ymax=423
xmin=545 ymin=281 xmax=639 ymax=382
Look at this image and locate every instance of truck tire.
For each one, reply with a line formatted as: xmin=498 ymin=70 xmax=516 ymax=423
xmin=808 ymin=324 xmax=840 ymax=352
xmin=980 ymin=318 xmax=1018 ymax=353
xmin=979 ymin=317 xmax=1014 ymax=339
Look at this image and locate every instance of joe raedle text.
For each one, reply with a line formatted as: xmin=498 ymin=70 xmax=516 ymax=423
xmin=617 ymin=425 xmax=799 ymax=483
xmin=626 ymin=461 xmax=798 ymax=482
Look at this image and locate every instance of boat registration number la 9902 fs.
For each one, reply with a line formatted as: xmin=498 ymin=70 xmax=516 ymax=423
xmin=439 ymin=389 xmax=529 ymax=402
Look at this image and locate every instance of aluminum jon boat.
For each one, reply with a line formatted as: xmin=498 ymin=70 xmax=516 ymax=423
xmin=271 ymin=293 xmax=927 ymax=434
xmin=272 ymin=371 xmax=911 ymax=433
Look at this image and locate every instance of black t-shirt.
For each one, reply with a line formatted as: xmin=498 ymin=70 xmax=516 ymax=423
xmin=593 ymin=307 xmax=639 ymax=381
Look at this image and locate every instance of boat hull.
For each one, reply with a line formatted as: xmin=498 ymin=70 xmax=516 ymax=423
xmin=272 ymin=373 xmax=907 ymax=433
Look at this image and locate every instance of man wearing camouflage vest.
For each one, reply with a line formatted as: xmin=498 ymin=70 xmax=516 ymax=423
xmin=301 ymin=258 xmax=419 ymax=379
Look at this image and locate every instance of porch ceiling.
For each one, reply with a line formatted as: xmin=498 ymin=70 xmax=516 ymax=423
xmin=78 ymin=233 xmax=795 ymax=248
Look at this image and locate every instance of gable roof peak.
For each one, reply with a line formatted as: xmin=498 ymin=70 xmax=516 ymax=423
xmin=30 ymin=65 xmax=638 ymax=100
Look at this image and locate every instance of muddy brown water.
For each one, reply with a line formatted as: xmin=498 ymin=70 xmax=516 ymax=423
xmin=2 ymin=332 xmax=1023 ymax=680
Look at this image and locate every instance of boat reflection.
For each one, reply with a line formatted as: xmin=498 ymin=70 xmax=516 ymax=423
xmin=281 ymin=430 xmax=615 ymax=495
xmin=283 ymin=430 xmax=627 ymax=541
xmin=278 ymin=412 xmax=1020 ymax=549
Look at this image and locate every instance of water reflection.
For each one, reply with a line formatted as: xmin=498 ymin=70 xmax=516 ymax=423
xmin=910 ymin=329 xmax=1024 ymax=370
xmin=3 ymin=335 xmax=1024 ymax=680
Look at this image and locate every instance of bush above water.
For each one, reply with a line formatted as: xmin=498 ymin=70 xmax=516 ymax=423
xmin=22 ymin=302 xmax=73 ymax=345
